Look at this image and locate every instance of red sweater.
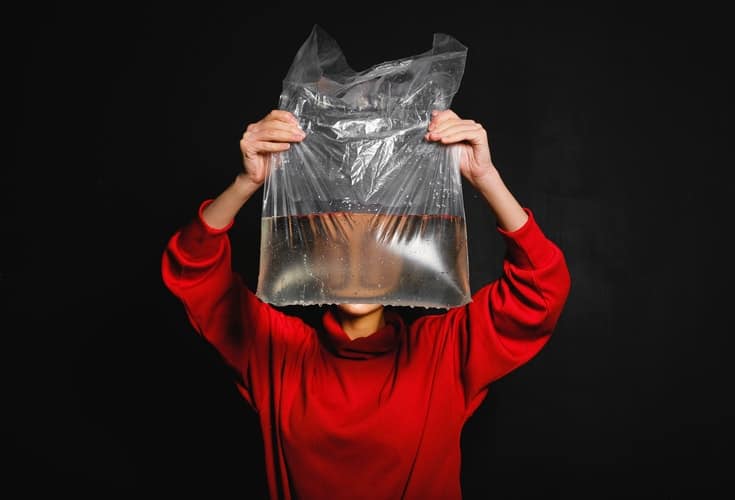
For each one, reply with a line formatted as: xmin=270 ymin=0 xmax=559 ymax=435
xmin=161 ymin=200 xmax=571 ymax=500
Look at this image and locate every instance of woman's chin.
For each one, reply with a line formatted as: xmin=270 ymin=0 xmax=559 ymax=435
xmin=336 ymin=303 xmax=384 ymax=317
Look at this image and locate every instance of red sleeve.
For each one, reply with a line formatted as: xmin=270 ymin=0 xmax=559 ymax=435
xmin=442 ymin=208 xmax=571 ymax=415
xmin=160 ymin=199 xmax=307 ymax=411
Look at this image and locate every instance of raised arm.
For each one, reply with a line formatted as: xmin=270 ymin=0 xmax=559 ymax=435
xmin=161 ymin=110 xmax=306 ymax=405
xmin=426 ymin=110 xmax=571 ymax=411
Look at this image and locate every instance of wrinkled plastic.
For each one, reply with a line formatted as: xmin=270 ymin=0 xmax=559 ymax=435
xmin=256 ymin=25 xmax=471 ymax=308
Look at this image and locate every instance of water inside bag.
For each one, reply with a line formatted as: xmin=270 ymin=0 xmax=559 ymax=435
xmin=258 ymin=212 xmax=469 ymax=307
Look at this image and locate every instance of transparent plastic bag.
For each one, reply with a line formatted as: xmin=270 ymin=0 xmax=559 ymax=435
xmin=256 ymin=25 xmax=471 ymax=308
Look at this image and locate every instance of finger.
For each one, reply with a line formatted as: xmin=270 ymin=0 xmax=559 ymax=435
xmin=265 ymin=109 xmax=300 ymax=125
xmin=247 ymin=140 xmax=292 ymax=154
xmin=429 ymin=109 xmax=460 ymax=128
xmin=243 ymin=126 xmax=305 ymax=144
xmin=431 ymin=125 xmax=487 ymax=145
xmin=248 ymin=120 xmax=304 ymax=138
xmin=430 ymin=119 xmax=478 ymax=137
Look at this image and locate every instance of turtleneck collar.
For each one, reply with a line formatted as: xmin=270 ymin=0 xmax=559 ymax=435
xmin=319 ymin=307 xmax=405 ymax=360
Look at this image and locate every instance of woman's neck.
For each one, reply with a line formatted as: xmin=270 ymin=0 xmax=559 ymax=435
xmin=335 ymin=306 xmax=386 ymax=340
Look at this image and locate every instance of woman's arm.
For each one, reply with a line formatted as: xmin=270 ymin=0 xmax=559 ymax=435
xmin=426 ymin=110 xmax=571 ymax=412
xmin=161 ymin=109 xmax=306 ymax=409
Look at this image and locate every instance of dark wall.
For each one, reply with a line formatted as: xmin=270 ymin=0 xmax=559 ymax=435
xmin=5 ymin=2 xmax=732 ymax=498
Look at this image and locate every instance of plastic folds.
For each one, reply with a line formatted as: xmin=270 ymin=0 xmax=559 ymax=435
xmin=256 ymin=25 xmax=471 ymax=308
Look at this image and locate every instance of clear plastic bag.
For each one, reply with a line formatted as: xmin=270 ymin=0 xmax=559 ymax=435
xmin=256 ymin=25 xmax=471 ymax=308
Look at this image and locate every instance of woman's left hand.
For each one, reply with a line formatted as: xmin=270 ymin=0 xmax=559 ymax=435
xmin=425 ymin=109 xmax=497 ymax=189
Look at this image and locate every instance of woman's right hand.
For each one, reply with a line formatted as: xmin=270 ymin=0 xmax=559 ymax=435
xmin=239 ymin=109 xmax=305 ymax=185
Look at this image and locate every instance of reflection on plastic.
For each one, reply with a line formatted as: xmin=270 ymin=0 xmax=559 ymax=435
xmin=256 ymin=25 xmax=472 ymax=308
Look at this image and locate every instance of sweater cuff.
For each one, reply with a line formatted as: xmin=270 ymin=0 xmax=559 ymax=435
xmin=177 ymin=199 xmax=234 ymax=258
xmin=496 ymin=208 xmax=556 ymax=269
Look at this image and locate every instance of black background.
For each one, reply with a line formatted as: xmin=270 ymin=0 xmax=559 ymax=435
xmin=5 ymin=2 xmax=733 ymax=498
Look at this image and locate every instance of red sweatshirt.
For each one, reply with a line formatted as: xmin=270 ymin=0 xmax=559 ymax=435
xmin=161 ymin=200 xmax=571 ymax=500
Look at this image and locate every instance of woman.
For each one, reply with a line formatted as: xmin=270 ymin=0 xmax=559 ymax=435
xmin=161 ymin=108 xmax=571 ymax=499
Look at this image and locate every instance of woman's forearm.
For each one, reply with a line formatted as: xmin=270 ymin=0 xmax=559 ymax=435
xmin=472 ymin=169 xmax=529 ymax=232
xmin=201 ymin=173 xmax=263 ymax=230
